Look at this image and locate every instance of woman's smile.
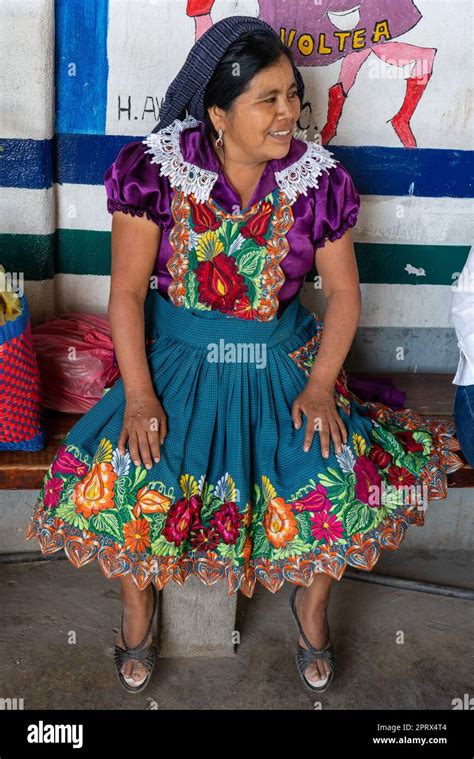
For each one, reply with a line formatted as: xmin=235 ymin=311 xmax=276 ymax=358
xmin=267 ymin=127 xmax=294 ymax=142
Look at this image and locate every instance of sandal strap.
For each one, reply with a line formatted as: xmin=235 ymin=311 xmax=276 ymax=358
xmin=120 ymin=584 xmax=157 ymax=652
xmin=114 ymin=643 xmax=155 ymax=673
xmin=291 ymin=586 xmax=330 ymax=654
xmin=296 ymin=642 xmax=336 ymax=671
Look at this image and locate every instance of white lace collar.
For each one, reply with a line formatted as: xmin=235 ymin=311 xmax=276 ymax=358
xmin=142 ymin=114 xmax=337 ymax=205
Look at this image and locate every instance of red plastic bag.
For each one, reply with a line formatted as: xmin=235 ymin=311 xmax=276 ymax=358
xmin=31 ymin=312 xmax=120 ymax=413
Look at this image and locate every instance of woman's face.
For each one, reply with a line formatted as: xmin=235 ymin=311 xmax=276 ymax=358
xmin=209 ymin=55 xmax=302 ymax=168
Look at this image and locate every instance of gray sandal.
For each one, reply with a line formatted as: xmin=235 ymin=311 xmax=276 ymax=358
xmin=289 ymin=585 xmax=335 ymax=693
xmin=113 ymin=583 xmax=159 ymax=694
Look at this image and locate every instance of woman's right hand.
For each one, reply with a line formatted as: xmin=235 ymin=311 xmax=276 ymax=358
xmin=117 ymin=392 xmax=168 ymax=469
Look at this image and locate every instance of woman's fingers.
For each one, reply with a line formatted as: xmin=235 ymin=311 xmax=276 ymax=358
xmin=128 ymin=430 xmax=141 ymax=467
xmin=137 ymin=427 xmax=155 ymax=470
xmin=117 ymin=427 xmax=128 ymax=456
xmin=303 ymin=411 xmax=319 ymax=452
xmin=327 ymin=416 xmax=343 ymax=455
xmin=336 ymin=413 xmax=348 ymax=445
xmin=316 ymin=415 xmax=330 ymax=458
xmin=292 ymin=403 xmax=303 ymax=430
xmin=158 ymin=413 xmax=168 ymax=444
xmin=296 ymin=395 xmax=349 ymax=458
xmin=148 ymin=427 xmax=162 ymax=463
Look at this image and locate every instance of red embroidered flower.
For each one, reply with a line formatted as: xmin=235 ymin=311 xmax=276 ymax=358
xmin=52 ymin=446 xmax=88 ymax=478
xmin=195 ymin=252 xmax=247 ymax=313
xmin=162 ymin=494 xmax=203 ymax=546
xmin=369 ymin=443 xmax=392 ymax=469
xmin=334 ymin=374 xmax=351 ymax=401
xmin=387 ymin=465 xmax=416 ymax=488
xmin=188 ymin=196 xmax=220 ymax=233
xmin=293 ymin=483 xmax=331 ymax=512
xmin=396 ymin=430 xmax=424 ymax=453
xmin=43 ymin=476 xmax=65 ymax=509
xmin=189 ymin=526 xmax=222 ymax=552
xmin=354 ymin=454 xmax=383 ymax=507
xmin=232 ymin=295 xmax=260 ymax=320
xmin=310 ymin=510 xmax=344 ymax=544
xmin=240 ymin=201 xmax=273 ymax=246
xmin=210 ymin=501 xmax=243 ymax=544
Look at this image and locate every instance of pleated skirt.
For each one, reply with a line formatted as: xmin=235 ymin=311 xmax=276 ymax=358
xmin=25 ymin=289 xmax=464 ymax=597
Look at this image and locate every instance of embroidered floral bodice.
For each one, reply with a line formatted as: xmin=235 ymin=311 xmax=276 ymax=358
xmin=104 ymin=115 xmax=360 ymax=321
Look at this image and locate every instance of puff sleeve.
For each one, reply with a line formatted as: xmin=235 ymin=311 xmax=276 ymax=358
xmin=311 ymin=162 xmax=360 ymax=251
xmin=103 ymin=140 xmax=170 ymax=229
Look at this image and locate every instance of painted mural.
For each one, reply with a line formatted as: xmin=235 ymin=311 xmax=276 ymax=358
xmin=187 ymin=0 xmax=435 ymax=148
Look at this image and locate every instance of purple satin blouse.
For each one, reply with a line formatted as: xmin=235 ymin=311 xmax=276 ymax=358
xmin=104 ymin=120 xmax=360 ymax=317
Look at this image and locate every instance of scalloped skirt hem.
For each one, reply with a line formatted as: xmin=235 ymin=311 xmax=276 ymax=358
xmin=26 ymin=497 xmax=432 ymax=598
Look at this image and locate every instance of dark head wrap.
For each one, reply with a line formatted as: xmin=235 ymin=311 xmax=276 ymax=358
xmin=152 ymin=15 xmax=305 ymax=133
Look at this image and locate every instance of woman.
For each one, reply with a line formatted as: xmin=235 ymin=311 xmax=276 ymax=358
xmin=25 ymin=16 xmax=464 ymax=695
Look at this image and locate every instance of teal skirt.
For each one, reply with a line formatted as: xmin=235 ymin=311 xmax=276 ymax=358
xmin=26 ymin=290 xmax=464 ymax=596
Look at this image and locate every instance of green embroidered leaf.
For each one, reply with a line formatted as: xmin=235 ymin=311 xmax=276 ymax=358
xmin=114 ymin=477 xmax=133 ymax=510
xmin=273 ymin=538 xmax=314 ymax=559
xmin=200 ymin=496 xmax=222 ymax=524
xmin=370 ymin=424 xmax=415 ymax=470
xmin=54 ymin=501 xmax=90 ymax=531
xmin=234 ymin=525 xmax=247 ymax=555
xmin=118 ymin=505 xmax=133 ymax=524
xmin=252 ymin=524 xmax=271 ymax=557
xmin=317 ymin=468 xmax=355 ymax=508
xmin=381 ymin=483 xmax=408 ymax=510
xmin=252 ymin=484 xmax=266 ymax=519
xmin=184 ymin=270 xmax=198 ymax=308
xmin=219 ymin=221 xmax=240 ymax=250
xmin=401 ymin=453 xmax=430 ymax=476
xmin=150 ymin=535 xmax=181 ymax=557
xmin=149 ymin=512 xmax=168 ymax=542
xmin=295 ymin=511 xmax=313 ymax=543
xmin=412 ymin=430 xmax=433 ymax=455
xmin=236 ymin=248 xmax=265 ymax=278
xmin=188 ymin=247 xmax=198 ymax=270
xmin=130 ymin=466 xmax=148 ymax=491
xmin=344 ymin=502 xmax=374 ymax=536
xmin=216 ymin=542 xmax=236 ymax=560
xmin=245 ymin=277 xmax=262 ymax=308
xmin=90 ymin=510 xmax=123 ymax=542
xmin=200 ymin=480 xmax=213 ymax=507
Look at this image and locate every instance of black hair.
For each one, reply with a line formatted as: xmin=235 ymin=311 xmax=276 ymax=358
xmin=203 ymin=33 xmax=302 ymax=144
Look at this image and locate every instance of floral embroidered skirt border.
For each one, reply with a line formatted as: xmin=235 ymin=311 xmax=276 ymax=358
xmin=25 ymin=290 xmax=465 ymax=597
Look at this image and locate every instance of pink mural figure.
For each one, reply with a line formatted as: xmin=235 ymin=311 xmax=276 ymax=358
xmin=186 ymin=1 xmax=436 ymax=149
xmin=258 ymin=0 xmax=436 ymax=148
xmin=187 ymin=0 xmax=214 ymax=41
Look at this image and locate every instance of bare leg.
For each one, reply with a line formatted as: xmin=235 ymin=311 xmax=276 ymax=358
xmin=294 ymin=572 xmax=334 ymax=685
xmin=114 ymin=575 xmax=155 ymax=685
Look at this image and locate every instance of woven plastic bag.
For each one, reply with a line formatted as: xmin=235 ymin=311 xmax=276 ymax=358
xmin=31 ymin=312 xmax=120 ymax=413
xmin=0 ymin=292 xmax=45 ymax=451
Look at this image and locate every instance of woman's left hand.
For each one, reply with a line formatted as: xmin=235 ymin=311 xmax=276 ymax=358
xmin=291 ymin=385 xmax=348 ymax=458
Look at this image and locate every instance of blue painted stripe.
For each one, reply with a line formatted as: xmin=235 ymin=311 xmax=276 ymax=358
xmin=1 ymin=139 xmax=53 ymax=189
xmin=330 ymin=146 xmax=473 ymax=198
xmin=55 ymin=0 xmax=109 ymax=134
xmin=2 ymin=136 xmax=473 ymax=198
